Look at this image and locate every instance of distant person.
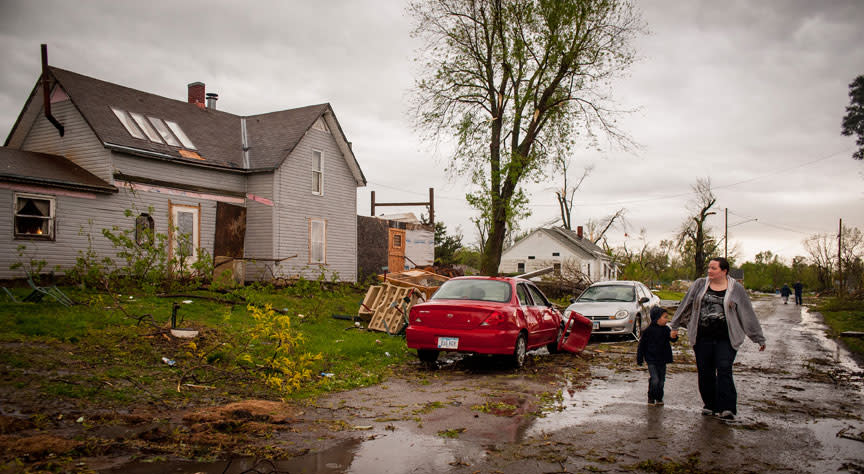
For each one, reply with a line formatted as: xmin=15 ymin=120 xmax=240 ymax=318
xmin=637 ymin=306 xmax=678 ymax=406
xmin=669 ymin=257 xmax=766 ymax=420
xmin=780 ymin=284 xmax=791 ymax=304
xmin=793 ymin=281 xmax=804 ymax=305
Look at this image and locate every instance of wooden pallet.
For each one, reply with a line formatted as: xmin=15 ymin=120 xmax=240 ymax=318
xmin=360 ymin=282 xmax=424 ymax=334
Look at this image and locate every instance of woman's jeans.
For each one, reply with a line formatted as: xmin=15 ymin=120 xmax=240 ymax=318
xmin=694 ymin=338 xmax=738 ymax=414
xmin=647 ymin=363 xmax=667 ymax=402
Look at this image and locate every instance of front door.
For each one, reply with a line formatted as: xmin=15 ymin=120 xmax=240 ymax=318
xmin=388 ymin=228 xmax=406 ymax=272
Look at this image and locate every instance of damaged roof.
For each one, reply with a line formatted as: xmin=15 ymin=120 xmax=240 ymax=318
xmin=0 ymin=147 xmax=116 ymax=194
xmin=6 ymin=66 xmax=365 ymax=183
xmin=541 ymin=227 xmax=611 ymax=260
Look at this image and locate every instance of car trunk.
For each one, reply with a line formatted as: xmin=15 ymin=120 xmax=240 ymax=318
xmin=411 ymin=301 xmax=501 ymax=329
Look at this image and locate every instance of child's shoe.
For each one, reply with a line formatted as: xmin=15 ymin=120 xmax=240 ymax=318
xmin=701 ymin=408 xmax=715 ymax=416
xmin=655 ymin=400 xmax=664 ymax=406
xmin=717 ymin=410 xmax=735 ymax=420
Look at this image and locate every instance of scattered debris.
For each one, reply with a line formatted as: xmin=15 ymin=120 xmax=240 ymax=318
xmin=161 ymin=357 xmax=176 ymax=367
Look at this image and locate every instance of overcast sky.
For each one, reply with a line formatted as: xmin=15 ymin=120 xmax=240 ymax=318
xmin=1 ymin=0 xmax=862 ymax=263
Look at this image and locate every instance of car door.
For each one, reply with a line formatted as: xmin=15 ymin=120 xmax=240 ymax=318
xmin=636 ymin=284 xmax=652 ymax=329
xmin=526 ymin=284 xmax=558 ymax=345
xmin=517 ymin=283 xmax=542 ymax=346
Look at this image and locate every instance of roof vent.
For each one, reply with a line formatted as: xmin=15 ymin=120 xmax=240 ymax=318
xmin=206 ymin=93 xmax=218 ymax=110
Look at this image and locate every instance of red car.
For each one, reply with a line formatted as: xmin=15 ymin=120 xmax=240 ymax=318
xmin=406 ymin=276 xmax=592 ymax=367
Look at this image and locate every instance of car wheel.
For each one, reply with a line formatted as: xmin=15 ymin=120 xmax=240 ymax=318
xmin=418 ymin=349 xmax=439 ymax=363
xmin=511 ymin=334 xmax=527 ymax=368
xmin=632 ymin=315 xmax=642 ymax=341
xmin=546 ymin=324 xmax=563 ymax=354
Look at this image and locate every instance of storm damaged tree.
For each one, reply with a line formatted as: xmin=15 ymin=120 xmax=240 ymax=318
xmin=677 ymin=178 xmax=718 ymax=279
xmin=409 ymin=0 xmax=642 ymax=275
xmin=555 ymin=158 xmax=592 ymax=231
xmin=841 ymin=74 xmax=864 ymax=160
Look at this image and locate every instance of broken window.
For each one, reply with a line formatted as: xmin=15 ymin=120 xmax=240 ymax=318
xmin=309 ymin=218 xmax=326 ymax=264
xmin=14 ymin=193 xmax=54 ymax=240
xmin=135 ymin=213 xmax=155 ymax=246
xmin=312 ymin=150 xmax=323 ymax=195
xmin=129 ymin=112 xmax=164 ymax=144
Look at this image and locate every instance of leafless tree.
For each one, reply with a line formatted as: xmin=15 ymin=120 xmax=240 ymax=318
xmin=555 ymin=162 xmax=593 ymax=231
xmin=677 ymin=178 xmax=718 ymax=279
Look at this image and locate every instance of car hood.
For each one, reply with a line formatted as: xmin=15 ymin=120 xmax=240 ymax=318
xmin=565 ymin=301 xmax=637 ymax=317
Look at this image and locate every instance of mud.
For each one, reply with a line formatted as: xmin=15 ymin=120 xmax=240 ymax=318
xmin=2 ymin=296 xmax=863 ymax=473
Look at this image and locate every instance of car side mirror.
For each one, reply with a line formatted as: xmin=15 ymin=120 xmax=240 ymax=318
xmin=639 ymin=297 xmax=650 ymax=304
xmin=569 ymin=297 xmax=576 ymax=304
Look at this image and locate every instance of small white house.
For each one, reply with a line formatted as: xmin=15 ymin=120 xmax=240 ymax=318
xmin=499 ymin=226 xmax=617 ymax=282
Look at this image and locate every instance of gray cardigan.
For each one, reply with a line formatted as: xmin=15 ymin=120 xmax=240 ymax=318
xmin=669 ymin=276 xmax=766 ymax=350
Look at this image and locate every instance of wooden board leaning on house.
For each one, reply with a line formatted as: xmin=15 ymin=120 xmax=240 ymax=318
xmin=359 ymin=282 xmax=424 ymax=334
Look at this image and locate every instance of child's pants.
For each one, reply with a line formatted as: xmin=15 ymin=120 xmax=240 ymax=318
xmin=647 ymin=363 xmax=667 ymax=402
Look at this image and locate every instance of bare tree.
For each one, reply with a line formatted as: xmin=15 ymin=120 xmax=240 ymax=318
xmin=804 ymin=233 xmax=836 ymax=290
xmin=555 ymin=161 xmax=592 ymax=230
xmin=409 ymin=0 xmax=643 ymax=275
xmin=677 ymin=178 xmax=718 ymax=279
xmin=587 ymin=207 xmax=627 ymax=244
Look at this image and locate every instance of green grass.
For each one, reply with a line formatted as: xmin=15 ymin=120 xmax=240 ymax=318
xmin=0 ymin=283 xmax=412 ymax=406
xmin=811 ymin=297 xmax=864 ymax=358
xmin=654 ymin=290 xmax=685 ymax=301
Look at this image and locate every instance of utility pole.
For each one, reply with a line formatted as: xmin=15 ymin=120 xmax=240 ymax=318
xmin=838 ymin=218 xmax=843 ymax=295
xmin=725 ymin=208 xmax=728 ymax=260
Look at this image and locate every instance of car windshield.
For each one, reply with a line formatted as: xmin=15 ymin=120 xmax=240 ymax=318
xmin=431 ymin=279 xmax=512 ymax=303
xmin=577 ymin=285 xmax=635 ymax=302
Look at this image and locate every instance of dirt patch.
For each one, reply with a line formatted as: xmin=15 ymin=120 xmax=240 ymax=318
xmin=183 ymin=400 xmax=300 ymax=424
xmin=0 ymin=434 xmax=81 ymax=459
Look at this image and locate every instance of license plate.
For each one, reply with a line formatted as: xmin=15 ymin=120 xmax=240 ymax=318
xmin=593 ymin=322 xmax=600 ymax=330
xmin=437 ymin=337 xmax=459 ymax=349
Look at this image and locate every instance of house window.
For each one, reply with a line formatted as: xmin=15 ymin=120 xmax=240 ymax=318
xmin=528 ymin=256 xmax=535 ymax=260
xmin=587 ymin=263 xmax=591 ymax=276
xmin=14 ymin=193 xmax=55 ymax=240
xmin=393 ymin=233 xmax=403 ymax=248
xmin=517 ymin=262 xmax=525 ymax=273
xmin=552 ymin=252 xmax=560 ymax=257
xmin=312 ymin=150 xmax=323 ymax=195
xmin=135 ymin=213 xmax=155 ymax=246
xmin=553 ymin=263 xmax=561 ymax=274
xmin=309 ymin=218 xmax=326 ymax=264
xmin=170 ymin=203 xmax=200 ymax=264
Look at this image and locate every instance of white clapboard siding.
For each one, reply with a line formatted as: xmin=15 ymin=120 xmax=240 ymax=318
xmin=244 ymin=172 xmax=275 ymax=280
xmin=0 ymin=186 xmax=218 ymax=280
xmin=113 ymin=153 xmax=245 ymax=193
xmin=20 ymin=99 xmax=113 ymax=182
xmin=273 ymin=126 xmax=358 ymax=282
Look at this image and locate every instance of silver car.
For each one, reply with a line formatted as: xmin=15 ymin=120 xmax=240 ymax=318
xmin=563 ymin=281 xmax=660 ymax=340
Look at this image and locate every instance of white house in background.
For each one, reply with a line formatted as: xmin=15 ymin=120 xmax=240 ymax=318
xmin=498 ymin=226 xmax=617 ymax=282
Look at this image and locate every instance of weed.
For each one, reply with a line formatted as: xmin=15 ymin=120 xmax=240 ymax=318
xmin=437 ymin=427 xmax=466 ymax=438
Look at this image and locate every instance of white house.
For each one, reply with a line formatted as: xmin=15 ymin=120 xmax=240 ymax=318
xmin=499 ymin=226 xmax=617 ymax=282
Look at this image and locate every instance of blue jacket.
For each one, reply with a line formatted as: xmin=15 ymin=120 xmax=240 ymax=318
xmin=637 ymin=324 xmax=678 ymax=365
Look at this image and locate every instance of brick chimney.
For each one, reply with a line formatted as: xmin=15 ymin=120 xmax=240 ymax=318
xmin=577 ymin=226 xmax=583 ymax=239
xmin=187 ymin=82 xmax=205 ymax=109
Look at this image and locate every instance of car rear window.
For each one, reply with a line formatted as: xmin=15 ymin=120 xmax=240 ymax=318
xmin=431 ymin=280 xmax=512 ymax=303
xmin=577 ymin=285 xmax=635 ymax=302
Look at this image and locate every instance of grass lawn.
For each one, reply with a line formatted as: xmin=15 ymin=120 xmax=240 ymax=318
xmin=0 ymin=282 xmax=411 ymax=408
xmin=811 ymin=297 xmax=864 ymax=359
xmin=653 ymin=290 xmax=685 ymax=301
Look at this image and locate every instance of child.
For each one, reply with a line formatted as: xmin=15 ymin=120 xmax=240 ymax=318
xmin=637 ymin=306 xmax=678 ymax=405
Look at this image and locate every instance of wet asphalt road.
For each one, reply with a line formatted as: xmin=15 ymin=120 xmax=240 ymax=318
xmin=118 ymin=296 xmax=864 ymax=473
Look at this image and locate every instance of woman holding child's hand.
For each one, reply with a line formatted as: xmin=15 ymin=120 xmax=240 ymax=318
xmin=668 ymin=257 xmax=766 ymax=420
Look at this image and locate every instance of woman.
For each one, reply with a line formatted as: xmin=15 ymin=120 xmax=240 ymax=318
xmin=670 ymin=257 xmax=766 ymax=420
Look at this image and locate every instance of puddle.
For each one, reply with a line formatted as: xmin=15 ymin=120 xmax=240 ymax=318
xmin=525 ymin=366 xmax=633 ymax=437
xmin=794 ymin=418 xmax=864 ymax=473
xmin=105 ymin=430 xmax=487 ymax=474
